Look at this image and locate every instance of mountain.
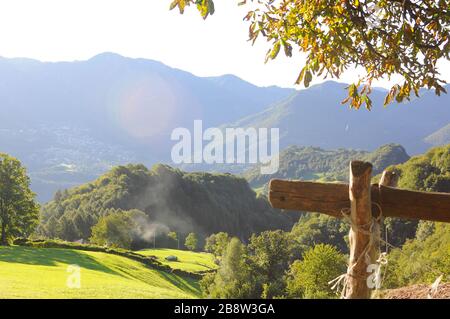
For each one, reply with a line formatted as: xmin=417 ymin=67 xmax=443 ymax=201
xmin=0 ymin=53 xmax=292 ymax=132
xmin=39 ymin=164 xmax=300 ymax=242
xmin=1 ymin=53 xmax=448 ymax=203
xmin=424 ymin=123 xmax=450 ymax=147
xmin=0 ymin=53 xmax=294 ymax=202
xmin=386 ymin=144 xmax=450 ymax=193
xmin=245 ymin=143 xmax=410 ymax=189
xmin=224 ymin=81 xmax=450 ymax=155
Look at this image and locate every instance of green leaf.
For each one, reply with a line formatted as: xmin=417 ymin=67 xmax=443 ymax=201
xmin=208 ymin=0 xmax=215 ymax=15
xmin=295 ymin=67 xmax=307 ymax=85
xmin=265 ymin=41 xmax=281 ymax=63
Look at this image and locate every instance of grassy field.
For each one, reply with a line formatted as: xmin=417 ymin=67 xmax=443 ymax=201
xmin=138 ymin=248 xmax=217 ymax=273
xmin=0 ymin=246 xmax=201 ymax=299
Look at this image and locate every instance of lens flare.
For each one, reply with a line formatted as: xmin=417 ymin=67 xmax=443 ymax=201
xmin=114 ymin=74 xmax=177 ymax=139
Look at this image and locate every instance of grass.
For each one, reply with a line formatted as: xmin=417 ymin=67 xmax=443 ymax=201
xmin=0 ymin=246 xmax=201 ymax=299
xmin=138 ymin=248 xmax=217 ymax=273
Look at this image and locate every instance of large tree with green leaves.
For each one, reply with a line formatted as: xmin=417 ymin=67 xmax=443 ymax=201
xmin=202 ymin=237 xmax=258 ymax=298
xmin=185 ymin=232 xmax=199 ymax=251
xmin=0 ymin=153 xmax=39 ymax=245
xmin=205 ymin=232 xmax=230 ymax=257
xmin=247 ymin=230 xmax=295 ymax=298
xmin=170 ymin=0 xmax=450 ymax=109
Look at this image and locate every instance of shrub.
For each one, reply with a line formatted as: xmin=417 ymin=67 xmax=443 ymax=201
xmin=286 ymin=244 xmax=347 ymax=299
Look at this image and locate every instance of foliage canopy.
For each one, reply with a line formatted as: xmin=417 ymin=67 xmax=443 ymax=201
xmin=0 ymin=154 xmax=39 ymax=245
xmin=170 ymin=0 xmax=450 ymax=109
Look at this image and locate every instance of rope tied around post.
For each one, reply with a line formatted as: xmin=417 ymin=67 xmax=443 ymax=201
xmin=328 ymin=204 xmax=386 ymax=298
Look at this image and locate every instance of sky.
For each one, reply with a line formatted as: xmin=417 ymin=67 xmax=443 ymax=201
xmin=0 ymin=0 xmax=449 ymax=89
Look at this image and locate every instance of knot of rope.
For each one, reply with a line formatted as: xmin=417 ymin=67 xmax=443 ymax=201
xmin=328 ymin=203 xmax=387 ymax=298
xmin=329 ymin=202 xmax=444 ymax=298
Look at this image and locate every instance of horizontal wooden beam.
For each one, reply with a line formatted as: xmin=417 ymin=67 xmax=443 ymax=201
xmin=269 ymin=179 xmax=450 ymax=223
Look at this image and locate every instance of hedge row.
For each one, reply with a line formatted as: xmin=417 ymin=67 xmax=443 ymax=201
xmin=13 ymin=238 xmax=212 ymax=280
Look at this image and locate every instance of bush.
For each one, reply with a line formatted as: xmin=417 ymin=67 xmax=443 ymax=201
xmin=286 ymin=244 xmax=346 ymax=299
xmin=185 ymin=233 xmax=199 ymax=251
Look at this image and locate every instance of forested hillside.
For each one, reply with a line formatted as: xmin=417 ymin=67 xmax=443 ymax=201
xmin=245 ymin=143 xmax=409 ymax=189
xmin=203 ymin=144 xmax=449 ymax=299
xmin=38 ymin=164 xmax=299 ymax=243
xmin=224 ymin=81 xmax=450 ymax=155
xmin=275 ymin=145 xmax=450 ymax=292
xmin=283 ymin=144 xmax=449 ymax=255
xmin=0 ymin=53 xmax=293 ymax=202
xmin=382 ymin=144 xmax=450 ymax=288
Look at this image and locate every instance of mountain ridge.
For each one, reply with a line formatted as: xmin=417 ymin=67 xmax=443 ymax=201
xmin=0 ymin=53 xmax=448 ymax=202
xmin=223 ymin=81 xmax=450 ymax=155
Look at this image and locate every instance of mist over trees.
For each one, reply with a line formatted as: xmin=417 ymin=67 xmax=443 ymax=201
xmin=37 ymin=163 xmax=299 ymax=244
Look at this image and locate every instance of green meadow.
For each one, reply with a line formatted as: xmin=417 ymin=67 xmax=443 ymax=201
xmin=137 ymin=248 xmax=217 ymax=273
xmin=0 ymin=246 xmax=201 ymax=299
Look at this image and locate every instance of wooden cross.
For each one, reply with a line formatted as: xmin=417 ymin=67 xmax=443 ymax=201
xmin=268 ymin=161 xmax=450 ymax=299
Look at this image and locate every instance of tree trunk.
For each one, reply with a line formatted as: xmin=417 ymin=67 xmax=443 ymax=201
xmin=1 ymin=221 xmax=7 ymax=246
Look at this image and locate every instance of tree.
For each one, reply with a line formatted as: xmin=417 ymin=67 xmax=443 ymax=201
xmin=45 ymin=215 xmax=60 ymax=239
xmin=59 ymin=215 xmax=79 ymax=242
xmin=185 ymin=232 xmax=199 ymax=251
xmin=170 ymin=0 xmax=450 ymax=109
xmin=286 ymin=244 xmax=347 ymax=299
xmin=247 ymin=230 xmax=295 ymax=298
xmin=290 ymin=214 xmax=350 ymax=253
xmin=90 ymin=212 xmax=135 ymax=249
xmin=203 ymin=237 xmax=257 ymax=298
xmin=384 ymin=222 xmax=450 ymax=289
xmin=204 ymin=232 xmax=230 ymax=256
xmin=0 ymin=153 xmax=39 ymax=245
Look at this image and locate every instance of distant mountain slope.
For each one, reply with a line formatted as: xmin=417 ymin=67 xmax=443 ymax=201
xmin=0 ymin=53 xmax=292 ymax=133
xmin=245 ymin=144 xmax=410 ymax=189
xmin=0 ymin=53 xmax=293 ymax=202
xmin=1 ymin=53 xmax=448 ymax=203
xmin=225 ymin=81 xmax=450 ymax=155
xmin=424 ymin=123 xmax=450 ymax=147
xmin=40 ymin=164 xmax=299 ymax=241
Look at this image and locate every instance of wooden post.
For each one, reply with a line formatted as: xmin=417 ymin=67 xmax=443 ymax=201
xmin=345 ymin=161 xmax=374 ymax=299
xmin=380 ymin=170 xmax=398 ymax=188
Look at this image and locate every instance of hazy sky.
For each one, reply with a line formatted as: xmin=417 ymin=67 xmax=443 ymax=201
xmin=0 ymin=0 xmax=449 ymax=88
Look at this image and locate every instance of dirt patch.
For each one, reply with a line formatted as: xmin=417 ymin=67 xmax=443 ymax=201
xmin=381 ymin=283 xmax=450 ymax=299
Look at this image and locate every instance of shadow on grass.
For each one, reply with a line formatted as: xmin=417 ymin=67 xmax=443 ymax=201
xmin=0 ymin=246 xmax=121 ymax=276
xmin=157 ymin=271 xmax=201 ymax=296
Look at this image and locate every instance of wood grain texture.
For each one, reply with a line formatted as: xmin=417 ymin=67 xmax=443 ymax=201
xmin=269 ymin=180 xmax=450 ymax=223
xmin=345 ymin=161 xmax=373 ymax=299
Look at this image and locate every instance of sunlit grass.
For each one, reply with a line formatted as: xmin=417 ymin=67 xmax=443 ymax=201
xmin=138 ymin=248 xmax=217 ymax=273
xmin=0 ymin=246 xmax=200 ymax=299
